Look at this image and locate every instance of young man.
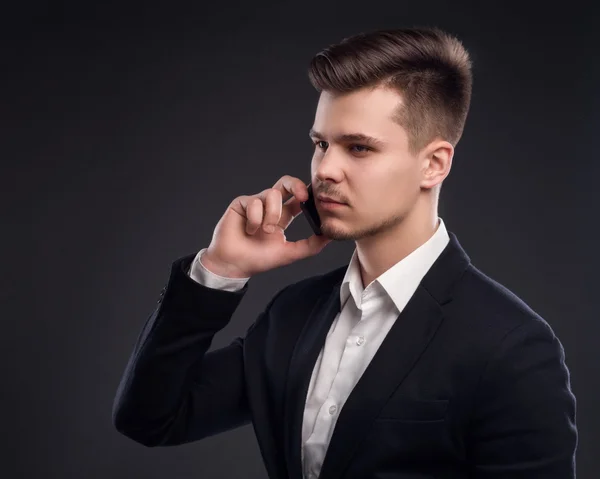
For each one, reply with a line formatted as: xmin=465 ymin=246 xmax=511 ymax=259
xmin=113 ymin=27 xmax=577 ymax=478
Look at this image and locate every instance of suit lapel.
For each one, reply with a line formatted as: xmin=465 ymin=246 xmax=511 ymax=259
xmin=284 ymin=282 xmax=342 ymax=479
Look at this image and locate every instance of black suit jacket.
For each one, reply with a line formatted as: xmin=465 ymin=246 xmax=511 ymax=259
xmin=113 ymin=232 xmax=577 ymax=478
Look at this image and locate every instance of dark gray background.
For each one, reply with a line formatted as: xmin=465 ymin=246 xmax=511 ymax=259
xmin=4 ymin=1 xmax=598 ymax=478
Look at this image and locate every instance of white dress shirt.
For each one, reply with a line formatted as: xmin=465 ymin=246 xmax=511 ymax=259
xmin=188 ymin=218 xmax=450 ymax=479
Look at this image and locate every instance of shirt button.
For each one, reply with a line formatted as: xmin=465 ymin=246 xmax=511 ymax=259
xmin=329 ymin=405 xmax=337 ymax=415
xmin=356 ymin=336 xmax=365 ymax=346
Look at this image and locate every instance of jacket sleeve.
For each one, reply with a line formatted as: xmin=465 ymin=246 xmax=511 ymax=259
xmin=468 ymin=317 xmax=578 ymax=478
xmin=112 ymin=253 xmax=286 ymax=447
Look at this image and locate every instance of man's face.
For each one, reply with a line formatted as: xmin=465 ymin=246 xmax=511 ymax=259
xmin=310 ymin=85 xmax=425 ymax=241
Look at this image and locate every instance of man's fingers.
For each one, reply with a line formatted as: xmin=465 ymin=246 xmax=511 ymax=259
xmin=272 ymin=175 xmax=308 ymax=204
xmin=262 ymin=189 xmax=282 ymax=232
xmin=278 ymin=196 xmax=304 ymax=230
xmin=235 ymin=176 xmax=309 ymax=233
xmin=245 ymin=197 xmax=264 ymax=235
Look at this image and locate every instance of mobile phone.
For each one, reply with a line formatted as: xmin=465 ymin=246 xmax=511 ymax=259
xmin=299 ymin=183 xmax=322 ymax=236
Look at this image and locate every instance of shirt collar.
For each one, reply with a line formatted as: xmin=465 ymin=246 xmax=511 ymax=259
xmin=340 ymin=217 xmax=450 ymax=311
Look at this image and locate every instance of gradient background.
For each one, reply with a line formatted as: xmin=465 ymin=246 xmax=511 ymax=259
xmin=4 ymin=1 xmax=598 ymax=478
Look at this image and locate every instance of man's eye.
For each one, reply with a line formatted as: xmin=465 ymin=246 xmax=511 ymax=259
xmin=313 ymin=141 xmax=370 ymax=154
xmin=350 ymin=144 xmax=370 ymax=153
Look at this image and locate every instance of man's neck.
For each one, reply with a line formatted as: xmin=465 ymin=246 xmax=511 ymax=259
xmin=355 ymin=212 xmax=440 ymax=289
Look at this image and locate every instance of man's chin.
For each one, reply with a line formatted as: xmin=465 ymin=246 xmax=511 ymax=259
xmin=320 ymin=224 xmax=355 ymax=241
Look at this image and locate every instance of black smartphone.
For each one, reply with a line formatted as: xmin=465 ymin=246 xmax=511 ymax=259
xmin=299 ymin=183 xmax=322 ymax=236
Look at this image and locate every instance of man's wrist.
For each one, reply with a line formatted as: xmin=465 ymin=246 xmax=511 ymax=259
xmin=200 ymin=251 xmax=251 ymax=279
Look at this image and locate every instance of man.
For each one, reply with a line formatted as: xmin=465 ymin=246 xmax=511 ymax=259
xmin=112 ymin=27 xmax=577 ymax=478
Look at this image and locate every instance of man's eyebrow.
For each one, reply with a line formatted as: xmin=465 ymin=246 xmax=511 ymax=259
xmin=308 ymin=128 xmax=387 ymax=147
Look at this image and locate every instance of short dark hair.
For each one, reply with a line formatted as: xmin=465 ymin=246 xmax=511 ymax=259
xmin=308 ymin=27 xmax=473 ymax=155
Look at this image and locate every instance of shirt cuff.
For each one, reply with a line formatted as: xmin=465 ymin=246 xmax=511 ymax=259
xmin=188 ymin=248 xmax=250 ymax=292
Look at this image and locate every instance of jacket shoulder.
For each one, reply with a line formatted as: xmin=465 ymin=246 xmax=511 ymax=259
xmin=451 ymin=264 xmax=558 ymax=340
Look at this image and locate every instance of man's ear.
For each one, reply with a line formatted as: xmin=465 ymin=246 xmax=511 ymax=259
xmin=420 ymin=139 xmax=453 ymax=189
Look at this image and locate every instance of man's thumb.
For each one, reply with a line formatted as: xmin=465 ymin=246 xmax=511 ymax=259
xmin=287 ymin=234 xmax=332 ymax=262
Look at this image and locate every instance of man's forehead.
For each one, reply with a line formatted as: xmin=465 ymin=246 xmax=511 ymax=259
xmin=315 ymin=90 xmax=403 ymax=125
